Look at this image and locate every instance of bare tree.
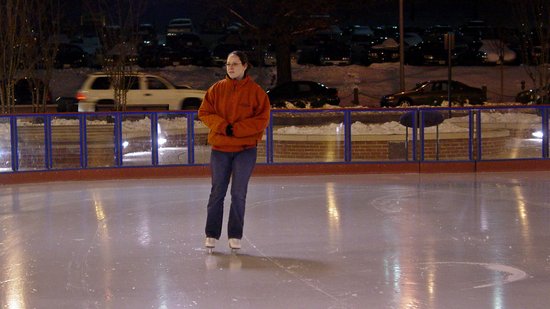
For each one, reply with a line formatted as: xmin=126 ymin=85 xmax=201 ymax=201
xmin=0 ymin=0 xmax=32 ymax=113
xmin=27 ymin=0 xmax=61 ymax=112
xmin=208 ymin=0 xmax=340 ymax=85
xmin=83 ymin=0 xmax=148 ymax=111
xmin=511 ymin=0 xmax=549 ymax=100
xmin=483 ymin=34 xmax=510 ymax=102
xmin=0 ymin=0 xmax=60 ymax=114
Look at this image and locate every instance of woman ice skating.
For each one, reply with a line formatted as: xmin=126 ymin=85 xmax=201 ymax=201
xmin=198 ymin=50 xmax=271 ymax=253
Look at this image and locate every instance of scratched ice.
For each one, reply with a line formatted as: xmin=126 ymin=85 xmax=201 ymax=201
xmin=1 ymin=172 xmax=550 ymax=308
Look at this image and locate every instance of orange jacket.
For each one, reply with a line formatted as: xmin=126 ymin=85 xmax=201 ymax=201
xmin=198 ymin=76 xmax=271 ymax=152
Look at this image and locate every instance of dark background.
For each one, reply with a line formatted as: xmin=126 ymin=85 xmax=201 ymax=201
xmin=63 ymin=0 xmax=514 ymax=32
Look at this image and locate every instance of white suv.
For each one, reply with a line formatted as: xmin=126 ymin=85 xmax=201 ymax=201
xmin=76 ymin=72 xmax=205 ymax=111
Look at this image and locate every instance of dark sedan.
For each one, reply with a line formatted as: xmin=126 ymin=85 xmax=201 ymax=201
xmin=380 ymin=80 xmax=486 ymax=107
xmin=515 ymin=84 xmax=549 ymax=104
xmin=137 ymin=44 xmax=180 ymax=68
xmin=266 ymin=81 xmax=340 ymax=108
xmin=55 ymin=43 xmax=90 ymax=69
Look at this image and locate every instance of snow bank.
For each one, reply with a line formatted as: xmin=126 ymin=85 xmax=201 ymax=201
xmin=0 ymin=111 xmax=541 ymax=137
xmin=274 ymin=119 xmax=470 ymax=135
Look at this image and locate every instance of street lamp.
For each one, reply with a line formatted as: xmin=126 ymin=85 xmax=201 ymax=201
xmin=399 ymin=0 xmax=405 ymax=91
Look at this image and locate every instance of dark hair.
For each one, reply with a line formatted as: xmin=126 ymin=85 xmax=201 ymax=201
xmin=228 ymin=50 xmax=250 ymax=74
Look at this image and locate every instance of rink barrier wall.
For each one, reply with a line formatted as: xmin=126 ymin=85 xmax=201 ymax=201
xmin=1 ymin=106 xmax=549 ymax=184
xmin=5 ymin=160 xmax=550 ymax=185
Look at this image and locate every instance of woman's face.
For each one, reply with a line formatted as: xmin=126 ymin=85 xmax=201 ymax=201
xmin=225 ymin=54 xmax=247 ymax=80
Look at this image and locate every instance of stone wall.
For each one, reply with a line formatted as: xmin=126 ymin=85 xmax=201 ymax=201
xmin=257 ymin=130 xmax=510 ymax=162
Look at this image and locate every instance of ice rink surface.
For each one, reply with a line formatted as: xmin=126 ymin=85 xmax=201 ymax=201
xmin=1 ymin=171 xmax=550 ymax=309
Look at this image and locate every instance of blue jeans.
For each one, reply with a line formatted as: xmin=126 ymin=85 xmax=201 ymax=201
xmin=205 ymin=147 xmax=257 ymax=240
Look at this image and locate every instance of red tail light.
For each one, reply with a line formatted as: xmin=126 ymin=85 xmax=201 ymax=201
xmin=76 ymin=91 xmax=86 ymax=101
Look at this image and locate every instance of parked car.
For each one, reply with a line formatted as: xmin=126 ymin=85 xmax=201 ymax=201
xmin=296 ymin=47 xmax=319 ymax=65
xmin=266 ymin=81 xmax=340 ymax=108
xmin=349 ymin=25 xmax=374 ymax=40
xmin=380 ymin=80 xmax=486 ymax=107
xmin=166 ymin=18 xmax=194 ymax=36
xmin=76 ymin=72 xmax=205 ymax=111
xmin=165 ymin=33 xmax=212 ymax=66
xmin=310 ymin=25 xmax=344 ymax=44
xmin=258 ymin=44 xmax=283 ymax=67
xmin=297 ymin=42 xmax=351 ymax=66
xmin=137 ymin=23 xmax=158 ymax=46
xmin=368 ymin=38 xmax=399 ymax=63
xmin=137 ymin=44 xmax=180 ymax=68
xmin=515 ymin=84 xmax=550 ymax=104
xmin=318 ymin=43 xmax=351 ymax=65
xmin=349 ymin=25 xmax=377 ymax=65
xmin=403 ymin=32 xmax=423 ymax=47
xmin=406 ymin=40 xmax=448 ymax=65
xmin=55 ymin=43 xmax=90 ymax=69
xmin=454 ymin=43 xmax=487 ymax=66
xmin=406 ymin=33 xmax=472 ymax=66
xmin=56 ymin=96 xmax=79 ymax=112
xmin=406 ymin=39 xmax=467 ymax=66
xmin=103 ymin=43 xmax=139 ymax=66
xmin=210 ymin=43 xmax=247 ymax=66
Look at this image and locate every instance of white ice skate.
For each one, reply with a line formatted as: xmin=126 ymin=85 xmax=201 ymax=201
xmin=228 ymin=238 xmax=241 ymax=253
xmin=205 ymin=237 xmax=216 ymax=254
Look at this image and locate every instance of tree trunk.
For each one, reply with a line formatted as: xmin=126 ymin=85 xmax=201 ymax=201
xmin=275 ymin=42 xmax=292 ymax=85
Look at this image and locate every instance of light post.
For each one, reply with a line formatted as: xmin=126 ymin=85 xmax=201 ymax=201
xmin=444 ymin=32 xmax=455 ymax=105
xmin=399 ymin=0 xmax=405 ymax=91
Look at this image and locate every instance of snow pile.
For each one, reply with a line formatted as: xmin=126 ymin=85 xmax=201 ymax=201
xmin=282 ymin=102 xmax=342 ymax=109
xmin=477 ymin=111 xmax=541 ymax=123
xmin=0 ymin=110 xmax=541 ymax=137
xmin=0 ymin=117 xmax=207 ymax=133
xmin=274 ymin=119 xmax=470 ymax=135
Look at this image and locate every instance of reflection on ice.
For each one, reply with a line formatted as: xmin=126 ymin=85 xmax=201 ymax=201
xmin=1 ymin=172 xmax=549 ymax=308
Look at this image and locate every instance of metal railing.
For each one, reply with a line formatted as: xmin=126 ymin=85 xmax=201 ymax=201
xmin=1 ymin=105 xmax=549 ymax=174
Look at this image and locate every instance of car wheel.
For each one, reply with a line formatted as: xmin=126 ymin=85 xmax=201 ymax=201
xmin=450 ymin=98 xmax=463 ymax=107
xmin=181 ymin=97 xmax=202 ymax=110
xmin=295 ymin=99 xmax=308 ymax=108
xmin=399 ymin=98 xmax=412 ymax=107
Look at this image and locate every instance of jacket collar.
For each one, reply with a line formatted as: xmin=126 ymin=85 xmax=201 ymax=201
xmin=226 ymin=75 xmax=250 ymax=88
